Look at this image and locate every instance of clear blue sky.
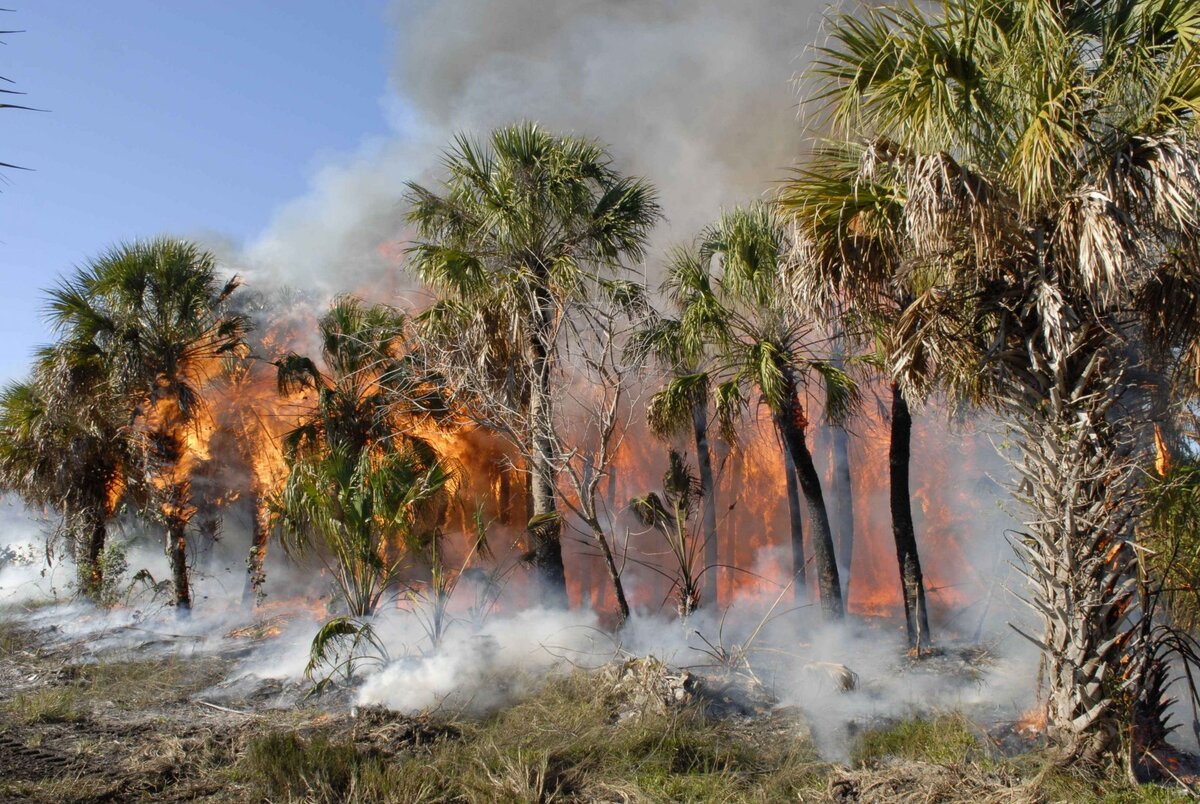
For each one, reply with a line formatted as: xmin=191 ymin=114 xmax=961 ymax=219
xmin=0 ymin=1 xmax=395 ymax=381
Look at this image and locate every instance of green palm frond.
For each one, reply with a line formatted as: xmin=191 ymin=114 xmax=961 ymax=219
xmin=646 ymin=372 xmax=710 ymax=439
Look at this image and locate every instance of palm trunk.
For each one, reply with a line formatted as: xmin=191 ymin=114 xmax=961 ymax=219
xmin=527 ymin=283 xmax=568 ymax=606
xmin=831 ymin=424 xmax=855 ymax=598
xmin=80 ymin=508 xmax=107 ymax=601
xmin=889 ymin=382 xmax=931 ymax=649
xmin=782 ymin=446 xmax=806 ymax=601
xmin=167 ymin=515 xmax=191 ymax=615
xmin=775 ymin=387 xmax=843 ymax=619
xmin=692 ymin=396 xmax=720 ymax=609
xmin=242 ymin=497 xmax=269 ymax=607
xmin=829 ymin=338 xmax=855 ymax=598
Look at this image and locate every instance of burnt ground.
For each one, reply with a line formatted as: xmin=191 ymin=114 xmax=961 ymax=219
xmin=0 ymin=611 xmax=343 ymax=803
xmin=0 ymin=609 xmax=1197 ymax=803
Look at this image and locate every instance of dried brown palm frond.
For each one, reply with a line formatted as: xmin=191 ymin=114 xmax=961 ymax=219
xmin=1049 ymin=191 xmax=1142 ymax=307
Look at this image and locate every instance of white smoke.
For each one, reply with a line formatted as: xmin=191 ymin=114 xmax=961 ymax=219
xmin=0 ymin=0 xmax=1060 ymax=764
xmin=234 ymin=0 xmax=828 ymax=297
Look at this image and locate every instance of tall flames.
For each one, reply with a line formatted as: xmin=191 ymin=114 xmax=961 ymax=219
xmin=564 ymin=396 xmax=990 ymax=626
xmin=168 ymin=289 xmax=995 ymax=636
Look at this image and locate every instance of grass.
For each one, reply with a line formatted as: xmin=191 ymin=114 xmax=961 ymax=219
xmin=6 ymin=687 xmax=85 ymax=724
xmin=852 ymin=713 xmax=984 ymax=766
xmin=239 ymin=672 xmax=828 ymax=803
xmin=0 ymin=614 xmax=29 ymax=655
xmin=241 ymin=733 xmax=402 ymax=803
xmin=67 ymin=655 xmax=226 ymax=710
xmin=2 ymin=654 xmax=225 ymax=729
xmin=1012 ymin=756 xmax=1195 ymax=803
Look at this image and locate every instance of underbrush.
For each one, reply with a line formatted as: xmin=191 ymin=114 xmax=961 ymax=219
xmin=240 ymin=672 xmax=828 ymax=802
xmin=852 ymin=715 xmax=1190 ymax=802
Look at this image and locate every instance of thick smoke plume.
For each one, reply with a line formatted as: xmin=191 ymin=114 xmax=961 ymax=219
xmin=241 ymin=0 xmax=824 ymax=294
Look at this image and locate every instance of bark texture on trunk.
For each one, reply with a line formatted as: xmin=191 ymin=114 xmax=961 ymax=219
xmin=831 ymin=424 xmax=855 ymax=597
xmin=888 ymin=383 xmax=931 ymax=649
xmin=692 ymin=397 xmax=720 ymax=609
xmin=1001 ymin=308 xmax=1147 ymax=765
xmin=526 ymin=282 xmax=568 ymax=606
xmin=80 ymin=510 xmax=107 ymax=601
xmin=830 ymin=340 xmax=855 ymax=598
xmin=242 ymin=499 xmax=270 ymax=608
xmin=167 ymin=516 xmax=191 ymax=615
xmin=591 ymin=523 xmax=630 ymax=626
xmin=782 ymin=446 xmax=806 ymax=601
xmin=775 ymin=387 xmax=843 ymax=619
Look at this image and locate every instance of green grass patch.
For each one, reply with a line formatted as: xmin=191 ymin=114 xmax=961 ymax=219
xmin=6 ymin=687 xmax=84 ymax=724
xmin=240 ymin=672 xmax=827 ymax=803
xmin=852 ymin=713 xmax=983 ymax=766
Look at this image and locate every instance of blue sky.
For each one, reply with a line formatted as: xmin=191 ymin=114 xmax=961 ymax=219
xmin=0 ymin=1 xmax=395 ymax=381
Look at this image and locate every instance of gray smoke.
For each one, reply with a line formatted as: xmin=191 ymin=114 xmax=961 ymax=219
xmin=238 ymin=0 xmax=827 ymax=296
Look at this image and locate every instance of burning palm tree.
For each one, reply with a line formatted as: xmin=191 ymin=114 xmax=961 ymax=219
xmin=0 ymin=347 xmax=132 ymax=601
xmin=45 ymin=239 xmax=248 ymax=614
xmin=781 ymin=143 xmax=980 ymax=650
xmin=273 ymin=297 xmax=455 ymax=683
xmin=666 ymin=204 xmax=857 ymax=620
xmin=274 ymin=296 xmax=453 ymax=612
xmin=404 ymin=122 xmax=661 ymax=605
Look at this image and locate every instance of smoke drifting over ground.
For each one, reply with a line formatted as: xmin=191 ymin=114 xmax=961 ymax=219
xmin=239 ymin=0 xmax=824 ymax=295
xmin=0 ymin=0 xmax=1061 ymax=767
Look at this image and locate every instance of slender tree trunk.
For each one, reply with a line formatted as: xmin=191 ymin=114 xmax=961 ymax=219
xmin=80 ymin=508 xmax=107 ymax=602
xmin=242 ymin=498 xmax=269 ymax=608
xmin=775 ymin=388 xmax=843 ymax=619
xmin=831 ymin=425 xmax=855 ymax=597
xmin=692 ymin=396 xmax=720 ymax=609
xmin=167 ymin=515 xmax=191 ymax=615
xmin=829 ymin=337 xmax=855 ymax=598
xmin=527 ymin=284 xmax=568 ymax=606
xmin=889 ymin=382 xmax=931 ymax=650
xmin=589 ymin=522 xmax=630 ymax=626
xmin=782 ymin=445 xmax=806 ymax=602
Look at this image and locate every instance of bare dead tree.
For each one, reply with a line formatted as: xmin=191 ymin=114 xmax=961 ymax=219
xmin=551 ymin=296 xmax=648 ymax=626
xmin=411 ymin=278 xmax=650 ymax=620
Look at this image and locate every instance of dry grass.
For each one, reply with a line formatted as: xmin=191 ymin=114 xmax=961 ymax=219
xmin=846 ymin=715 xmax=1192 ymax=803
xmin=0 ymin=613 xmax=30 ymax=655
xmin=239 ymin=671 xmax=828 ymax=803
xmin=61 ymin=654 xmax=227 ymax=712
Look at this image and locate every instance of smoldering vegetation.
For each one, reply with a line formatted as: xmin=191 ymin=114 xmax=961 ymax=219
xmin=4 ymin=0 xmax=1200 ymax=801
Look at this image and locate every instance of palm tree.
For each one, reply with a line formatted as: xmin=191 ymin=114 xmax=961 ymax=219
xmin=666 ymin=204 xmax=856 ymax=619
xmin=0 ymin=349 xmax=131 ymax=600
xmin=633 ymin=312 xmax=725 ymax=609
xmin=630 ymin=450 xmax=705 ymax=620
xmin=809 ymin=0 xmax=1200 ymax=762
xmin=218 ymin=286 xmax=317 ymax=607
xmin=274 ymin=296 xmax=452 ymax=607
xmin=45 ymin=239 xmax=248 ymax=614
xmin=404 ymin=122 xmax=660 ymax=604
xmin=274 ymin=296 xmax=439 ymax=459
xmin=782 ymin=144 xmax=966 ymax=650
xmin=277 ymin=441 xmax=452 ymax=619
xmin=273 ymin=297 xmax=455 ymax=681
